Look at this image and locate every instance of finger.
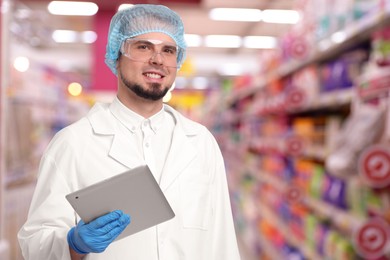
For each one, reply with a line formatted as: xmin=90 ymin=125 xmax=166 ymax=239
xmin=119 ymin=214 xmax=131 ymax=225
xmin=90 ymin=210 xmax=123 ymax=229
xmin=100 ymin=222 xmax=130 ymax=243
xmin=99 ymin=215 xmax=129 ymax=234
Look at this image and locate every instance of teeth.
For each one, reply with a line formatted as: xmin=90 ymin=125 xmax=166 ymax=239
xmin=145 ymin=73 xmax=162 ymax=79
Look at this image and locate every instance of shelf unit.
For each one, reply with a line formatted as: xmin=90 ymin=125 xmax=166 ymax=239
xmin=217 ymin=3 xmax=390 ymax=260
xmin=226 ymin=3 xmax=390 ymax=105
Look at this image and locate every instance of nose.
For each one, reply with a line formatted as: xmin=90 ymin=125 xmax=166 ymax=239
xmin=149 ymin=52 xmax=164 ymax=65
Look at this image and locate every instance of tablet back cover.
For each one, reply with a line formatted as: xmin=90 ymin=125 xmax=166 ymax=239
xmin=65 ymin=165 xmax=175 ymax=240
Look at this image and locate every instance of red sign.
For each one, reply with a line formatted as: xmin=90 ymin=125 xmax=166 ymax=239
xmin=353 ymin=218 xmax=390 ymax=259
xmin=358 ymin=145 xmax=390 ymax=188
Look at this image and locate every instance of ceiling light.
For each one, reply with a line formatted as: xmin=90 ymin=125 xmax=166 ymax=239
xmin=68 ymin=82 xmax=83 ymax=97
xmin=185 ymin=34 xmax=202 ymax=47
xmin=48 ymin=1 xmax=98 ymax=16
xmin=209 ymin=8 xmax=262 ymax=22
xmin=52 ymin=30 xmax=78 ymax=43
xmin=204 ymin=35 xmax=241 ymax=48
xmin=118 ymin=4 xmax=134 ymax=11
xmin=14 ymin=57 xmax=30 ymax=72
xmin=262 ymin=9 xmax=300 ymax=24
xmin=243 ymin=36 xmax=277 ymax=49
xmin=218 ymin=63 xmax=244 ymax=76
xmin=52 ymin=30 xmax=97 ymax=43
xmin=81 ymin=31 xmax=98 ymax=43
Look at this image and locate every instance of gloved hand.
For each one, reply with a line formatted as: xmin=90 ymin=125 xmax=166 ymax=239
xmin=67 ymin=210 xmax=131 ymax=254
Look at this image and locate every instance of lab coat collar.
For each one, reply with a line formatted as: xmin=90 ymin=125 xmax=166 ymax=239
xmin=87 ymin=103 xmax=141 ymax=168
xmin=163 ymin=104 xmax=200 ymax=136
xmin=88 ymin=102 xmax=201 ymax=136
xmin=87 ymin=102 xmax=201 ymax=188
xmin=109 ymin=97 xmax=165 ymax=134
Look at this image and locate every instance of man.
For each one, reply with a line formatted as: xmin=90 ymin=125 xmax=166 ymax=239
xmin=18 ymin=4 xmax=241 ymax=260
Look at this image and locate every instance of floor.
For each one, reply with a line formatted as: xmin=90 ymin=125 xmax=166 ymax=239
xmin=3 ymin=181 xmax=35 ymax=260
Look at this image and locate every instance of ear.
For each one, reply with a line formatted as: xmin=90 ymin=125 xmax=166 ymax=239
xmin=116 ymin=55 xmax=121 ymax=71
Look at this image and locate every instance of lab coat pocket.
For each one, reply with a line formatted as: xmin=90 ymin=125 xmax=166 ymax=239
xmin=179 ymin=175 xmax=211 ymax=230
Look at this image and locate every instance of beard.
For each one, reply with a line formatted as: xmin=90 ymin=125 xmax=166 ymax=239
xmin=119 ymin=72 xmax=170 ymax=101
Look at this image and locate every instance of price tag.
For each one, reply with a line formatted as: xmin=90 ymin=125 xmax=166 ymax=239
xmin=358 ymin=145 xmax=390 ymax=188
xmin=290 ymin=38 xmax=307 ymax=59
xmin=285 ymin=136 xmax=304 ymax=156
xmin=286 ymin=89 xmax=305 ymax=109
xmin=353 ymin=218 xmax=390 ymax=259
xmin=285 ymin=186 xmax=302 ymax=203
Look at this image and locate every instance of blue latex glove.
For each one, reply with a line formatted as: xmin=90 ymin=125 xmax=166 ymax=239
xmin=67 ymin=210 xmax=131 ymax=254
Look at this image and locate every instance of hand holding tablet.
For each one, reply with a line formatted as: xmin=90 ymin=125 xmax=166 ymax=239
xmin=66 ymin=165 xmax=175 ymax=241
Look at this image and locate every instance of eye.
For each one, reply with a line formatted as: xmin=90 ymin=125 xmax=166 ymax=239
xmin=163 ymin=46 xmax=177 ymax=55
xmin=134 ymin=41 xmax=153 ymax=51
xmin=137 ymin=44 xmax=149 ymax=50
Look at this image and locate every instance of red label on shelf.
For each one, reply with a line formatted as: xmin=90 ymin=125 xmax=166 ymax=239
xmin=353 ymin=218 xmax=390 ymax=259
xmin=285 ymin=186 xmax=302 ymax=203
xmin=285 ymin=136 xmax=304 ymax=156
xmin=358 ymin=73 xmax=390 ymax=98
xmin=358 ymin=145 xmax=390 ymax=188
xmin=290 ymin=37 xmax=308 ymax=59
xmin=285 ymin=89 xmax=305 ymax=109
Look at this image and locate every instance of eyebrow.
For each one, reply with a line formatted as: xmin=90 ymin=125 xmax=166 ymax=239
xmin=133 ymin=39 xmax=177 ymax=46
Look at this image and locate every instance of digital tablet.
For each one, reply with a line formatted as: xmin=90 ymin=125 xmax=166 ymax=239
xmin=65 ymin=165 xmax=175 ymax=240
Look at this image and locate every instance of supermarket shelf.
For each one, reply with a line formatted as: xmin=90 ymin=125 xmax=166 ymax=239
xmin=357 ymin=66 xmax=390 ymax=99
xmin=229 ymin=6 xmax=390 ymax=104
xmin=301 ymin=145 xmax=328 ymax=161
xmin=248 ymin=136 xmax=329 ymax=162
xmin=217 ymin=4 xmax=390 ymax=260
xmin=304 ymin=197 xmax=364 ymax=234
xmin=259 ymin=203 xmax=322 ymax=259
xmin=222 ymin=88 xmax=354 ymax=127
xmin=257 ymin=235 xmax=284 ymax=260
xmin=287 ymin=88 xmax=355 ymax=114
xmin=231 ymin=88 xmax=354 ymax=124
xmin=258 ymin=172 xmax=365 ymax=235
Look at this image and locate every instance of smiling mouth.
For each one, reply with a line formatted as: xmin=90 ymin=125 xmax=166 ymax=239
xmin=144 ymin=72 xmax=163 ymax=79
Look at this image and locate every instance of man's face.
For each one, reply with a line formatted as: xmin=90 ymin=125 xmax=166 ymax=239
xmin=117 ymin=32 xmax=178 ymax=101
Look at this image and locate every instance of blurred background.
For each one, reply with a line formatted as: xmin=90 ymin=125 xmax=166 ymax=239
xmin=1 ymin=0 xmax=390 ymax=259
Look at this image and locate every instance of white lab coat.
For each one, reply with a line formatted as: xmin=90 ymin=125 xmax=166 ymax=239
xmin=18 ymin=102 xmax=241 ymax=260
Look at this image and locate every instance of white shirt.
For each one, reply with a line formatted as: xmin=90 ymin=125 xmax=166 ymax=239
xmin=110 ymin=98 xmax=175 ymax=182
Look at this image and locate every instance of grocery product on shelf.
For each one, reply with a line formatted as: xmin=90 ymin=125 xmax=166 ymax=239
xmin=325 ymin=102 xmax=387 ymax=177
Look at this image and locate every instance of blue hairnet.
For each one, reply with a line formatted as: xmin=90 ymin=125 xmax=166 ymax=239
xmin=105 ymin=4 xmax=187 ymax=75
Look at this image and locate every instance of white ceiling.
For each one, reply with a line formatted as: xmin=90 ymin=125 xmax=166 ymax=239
xmin=10 ymin=0 xmax=296 ymax=81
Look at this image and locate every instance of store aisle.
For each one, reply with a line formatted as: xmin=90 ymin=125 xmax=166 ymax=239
xmin=4 ymin=181 xmax=35 ymax=260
